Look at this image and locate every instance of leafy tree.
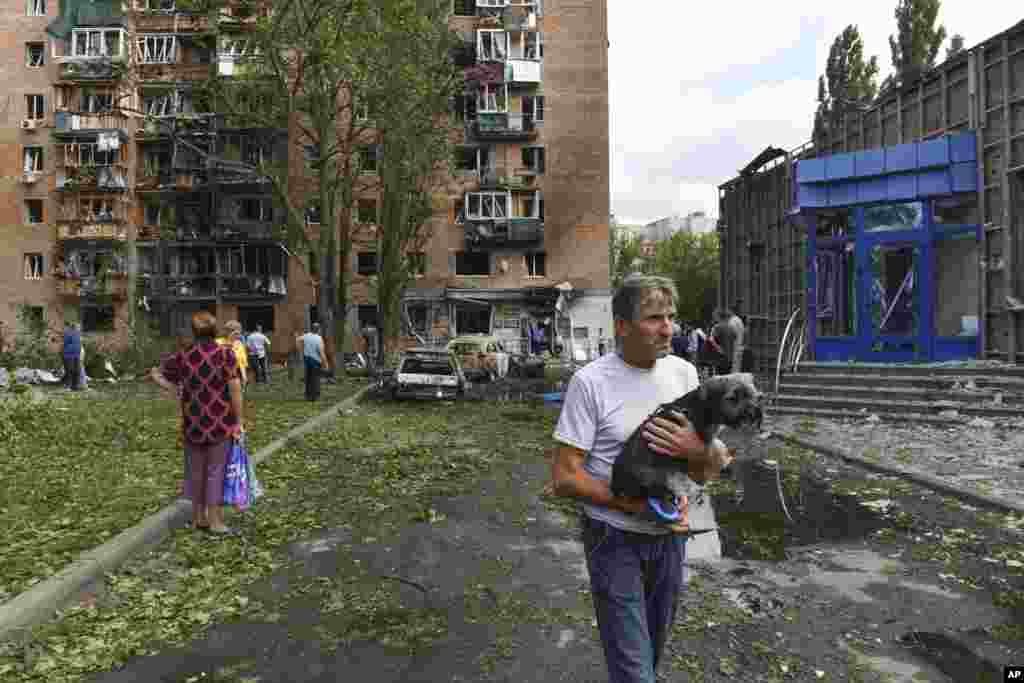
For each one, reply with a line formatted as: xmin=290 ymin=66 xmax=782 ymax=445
xmin=815 ymin=25 xmax=879 ymax=143
xmin=945 ymin=33 xmax=966 ymax=60
xmin=609 ymin=225 xmax=646 ymax=288
xmin=889 ymin=0 xmax=947 ymax=82
xmin=191 ymin=0 xmax=389 ymax=364
xmin=371 ymin=0 xmax=461 ymax=364
xmin=651 ymin=231 xmax=720 ymax=324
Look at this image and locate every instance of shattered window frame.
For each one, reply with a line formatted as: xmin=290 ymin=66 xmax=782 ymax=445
xmin=26 ymin=42 xmax=45 ymax=67
xmin=71 ymin=29 xmax=124 ymax=58
xmin=136 ymin=35 xmax=178 ymax=64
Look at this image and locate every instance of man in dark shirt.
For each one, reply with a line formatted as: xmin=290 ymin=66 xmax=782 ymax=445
xmin=62 ymin=321 xmax=82 ymax=391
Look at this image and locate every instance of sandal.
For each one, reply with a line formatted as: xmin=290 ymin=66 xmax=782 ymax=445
xmin=205 ymin=526 xmax=240 ymax=537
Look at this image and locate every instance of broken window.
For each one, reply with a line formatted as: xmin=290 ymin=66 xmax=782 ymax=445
xmin=932 ymin=195 xmax=980 ymax=225
xmin=356 ymin=199 xmax=377 ymax=224
xmin=453 ymin=198 xmax=465 ymax=224
xmin=23 ymin=146 xmax=43 ymax=174
xmin=451 ymin=0 xmax=475 ymax=16
xmin=25 ymin=94 xmax=45 ymax=120
xmin=455 ymin=146 xmax=478 ymax=172
xmin=25 ymin=199 xmax=43 ymax=223
xmin=477 ymin=30 xmax=507 ymax=61
xmin=26 ymin=43 xmax=44 ymax=67
xmin=137 ymin=35 xmax=177 ymax=64
xmin=466 ymin=192 xmax=509 ymax=219
xmin=522 ymin=95 xmax=544 ymax=122
xmin=450 ymin=93 xmax=475 ymax=122
xmin=455 ymin=251 xmax=490 ymax=276
xmin=219 ymin=37 xmax=255 ymax=59
xmin=302 ymin=144 xmax=320 ymax=168
xmin=815 ymin=209 xmax=850 ymax=239
xmin=141 ymin=89 xmax=186 ymax=116
xmin=144 ymin=203 xmax=162 ymax=225
xmin=23 ymin=253 xmax=44 ymax=280
xmin=863 ymin=202 xmax=923 ymax=233
xmin=509 ymin=31 xmax=541 ymax=60
xmin=933 ymin=232 xmax=980 ymax=337
xmin=64 ymin=143 xmax=119 ymax=167
xmin=815 ymin=244 xmax=855 ymax=337
xmin=525 ymin=251 xmax=545 ymax=277
xmin=143 ymin=147 xmax=171 ymax=176
xmin=239 ymin=197 xmax=273 ymax=221
xmin=521 ymin=146 xmax=545 ymax=173
xmin=136 ymin=0 xmax=174 ymax=11
xmin=357 ymin=251 xmax=378 ymax=275
xmin=72 ymin=29 xmax=123 ymax=58
xmin=80 ymin=91 xmax=113 ymax=113
xmin=305 ymin=202 xmax=321 ymax=225
xmin=476 ymin=83 xmax=508 ymax=113
xmin=80 ymin=198 xmax=115 ymax=222
xmin=407 ymin=303 xmax=428 ymax=334
xmin=26 ymin=0 xmax=44 ymax=16
xmin=358 ymin=145 xmax=379 ymax=173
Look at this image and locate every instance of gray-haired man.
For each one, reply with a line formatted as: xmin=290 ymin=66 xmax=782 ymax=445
xmin=550 ymin=274 xmax=731 ymax=683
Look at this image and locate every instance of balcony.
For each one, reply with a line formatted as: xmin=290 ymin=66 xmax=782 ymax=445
xmin=56 ymin=275 xmax=129 ymax=299
xmin=133 ymin=11 xmax=210 ymax=33
xmin=144 ymin=274 xmax=287 ymax=300
xmin=137 ymin=62 xmax=211 ymax=82
xmin=213 ymin=222 xmax=281 ymax=241
xmin=464 ymin=217 xmax=543 ymax=248
xmin=53 ymin=112 xmax=129 ymax=136
xmin=56 ymin=221 xmax=128 ymax=241
xmin=57 ymin=58 xmax=127 ymax=82
xmin=57 ymin=166 xmax=129 ymax=192
xmin=505 ymin=58 xmax=541 ymax=84
xmin=479 ymin=168 xmax=536 ymax=190
xmin=470 ymin=113 xmax=536 ymax=141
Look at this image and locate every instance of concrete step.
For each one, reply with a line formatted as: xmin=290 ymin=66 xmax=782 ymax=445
xmin=777 ymin=382 xmax=1024 ymax=406
xmin=774 ymin=393 xmax=1024 ymax=420
xmin=796 ymin=361 xmax=1024 ymax=379
xmin=780 ymin=372 xmax=1024 ymax=392
xmin=768 ymin=405 xmax=961 ymax=427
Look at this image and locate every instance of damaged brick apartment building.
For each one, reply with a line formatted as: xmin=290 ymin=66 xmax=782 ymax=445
xmin=0 ymin=0 xmax=612 ymax=360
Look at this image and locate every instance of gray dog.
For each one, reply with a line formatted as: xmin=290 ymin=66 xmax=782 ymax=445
xmin=610 ymin=373 xmax=763 ymax=523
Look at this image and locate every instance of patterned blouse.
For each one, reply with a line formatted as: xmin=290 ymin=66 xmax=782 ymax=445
xmin=161 ymin=341 xmax=240 ymax=445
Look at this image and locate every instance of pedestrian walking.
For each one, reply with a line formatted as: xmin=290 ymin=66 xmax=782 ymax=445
xmin=62 ymin=320 xmax=82 ymax=391
xmin=296 ymin=323 xmax=329 ymax=401
xmin=550 ymin=274 xmax=732 ymax=683
xmin=711 ymin=307 xmax=745 ymax=374
xmin=154 ymin=312 xmax=244 ymax=535
xmin=246 ymin=325 xmax=271 ymax=383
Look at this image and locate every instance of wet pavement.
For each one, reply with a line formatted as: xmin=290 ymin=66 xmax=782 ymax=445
xmin=11 ymin=392 xmax=1023 ymax=683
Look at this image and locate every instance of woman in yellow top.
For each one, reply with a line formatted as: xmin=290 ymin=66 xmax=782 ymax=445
xmin=217 ymin=320 xmax=249 ymax=387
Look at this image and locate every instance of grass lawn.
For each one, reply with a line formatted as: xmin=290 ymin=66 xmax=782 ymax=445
xmin=0 ymin=397 xmax=560 ymax=682
xmin=0 ymin=375 xmax=367 ymax=604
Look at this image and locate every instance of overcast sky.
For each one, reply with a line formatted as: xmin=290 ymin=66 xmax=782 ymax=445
xmin=607 ymin=2 xmax=1023 ymax=226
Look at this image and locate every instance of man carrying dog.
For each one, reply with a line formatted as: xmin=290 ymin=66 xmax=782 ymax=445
xmin=551 ymin=274 xmax=732 ymax=683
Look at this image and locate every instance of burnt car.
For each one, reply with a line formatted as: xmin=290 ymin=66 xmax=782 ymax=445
xmin=391 ymin=348 xmax=467 ymax=400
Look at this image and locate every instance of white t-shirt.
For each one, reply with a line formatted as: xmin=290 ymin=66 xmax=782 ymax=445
xmin=247 ymin=332 xmax=270 ymax=357
xmin=553 ymin=352 xmax=699 ymax=535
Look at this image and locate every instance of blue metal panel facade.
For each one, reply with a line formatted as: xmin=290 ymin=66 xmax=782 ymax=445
xmin=796 ymin=132 xmax=981 ymax=362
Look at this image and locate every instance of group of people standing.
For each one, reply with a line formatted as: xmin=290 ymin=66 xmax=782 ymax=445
xmin=669 ymin=307 xmax=749 ymax=376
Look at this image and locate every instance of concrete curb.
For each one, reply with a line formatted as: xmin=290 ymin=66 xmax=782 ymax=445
xmin=773 ymin=432 xmax=1024 ymax=516
xmin=0 ymin=384 xmax=372 ymax=642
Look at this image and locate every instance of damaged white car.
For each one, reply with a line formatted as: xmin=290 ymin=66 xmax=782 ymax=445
xmin=390 ymin=348 xmax=467 ymax=400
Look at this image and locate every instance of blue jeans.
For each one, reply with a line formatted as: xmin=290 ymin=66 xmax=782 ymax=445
xmin=303 ymin=356 xmax=321 ymax=401
xmin=581 ymin=515 xmax=685 ymax=683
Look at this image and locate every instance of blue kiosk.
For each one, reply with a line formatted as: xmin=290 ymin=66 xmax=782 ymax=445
xmin=793 ymin=132 xmax=983 ymax=363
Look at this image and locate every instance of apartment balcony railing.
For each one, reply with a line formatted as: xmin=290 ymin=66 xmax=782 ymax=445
xmin=56 ymin=220 xmax=129 ymax=241
xmin=57 ymin=166 xmax=129 ymax=192
xmin=213 ymin=222 xmax=281 ymax=241
xmin=56 ymin=57 xmax=127 ymax=82
xmin=470 ymin=113 xmax=536 ymax=141
xmin=133 ymin=11 xmax=210 ymax=32
xmin=464 ymin=217 xmax=543 ymax=248
xmin=479 ymin=168 xmax=536 ymax=189
xmin=504 ymin=58 xmax=541 ymax=83
xmin=144 ymin=274 xmax=287 ymax=299
xmin=136 ymin=117 xmax=175 ymax=138
xmin=136 ymin=62 xmax=211 ymax=82
xmin=56 ymin=275 xmax=130 ymax=299
xmin=54 ymin=111 xmax=129 ymax=135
